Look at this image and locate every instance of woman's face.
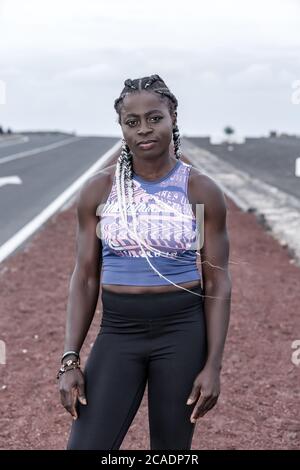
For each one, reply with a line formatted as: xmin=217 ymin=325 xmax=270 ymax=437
xmin=119 ymin=90 xmax=176 ymax=158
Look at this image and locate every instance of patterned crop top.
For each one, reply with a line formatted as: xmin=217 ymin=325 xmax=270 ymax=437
xmin=97 ymin=159 xmax=201 ymax=286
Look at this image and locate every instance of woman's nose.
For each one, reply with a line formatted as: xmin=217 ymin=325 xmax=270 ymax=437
xmin=137 ymin=120 xmax=153 ymax=134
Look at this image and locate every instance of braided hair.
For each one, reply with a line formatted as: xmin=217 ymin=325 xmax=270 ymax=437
xmin=113 ymin=74 xmax=203 ymax=297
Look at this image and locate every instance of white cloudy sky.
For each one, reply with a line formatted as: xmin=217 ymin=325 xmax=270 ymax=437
xmin=0 ymin=0 xmax=299 ymax=138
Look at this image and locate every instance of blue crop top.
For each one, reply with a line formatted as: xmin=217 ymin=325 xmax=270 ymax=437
xmin=98 ymin=159 xmax=201 ymax=286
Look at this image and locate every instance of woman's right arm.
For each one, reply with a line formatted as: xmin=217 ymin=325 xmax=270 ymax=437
xmin=59 ymin=175 xmax=103 ymax=419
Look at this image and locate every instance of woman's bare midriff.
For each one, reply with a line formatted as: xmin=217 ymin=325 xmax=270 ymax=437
xmin=101 ymin=280 xmax=201 ymax=294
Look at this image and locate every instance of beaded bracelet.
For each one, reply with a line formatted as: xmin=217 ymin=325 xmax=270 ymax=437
xmin=56 ymin=359 xmax=81 ymax=380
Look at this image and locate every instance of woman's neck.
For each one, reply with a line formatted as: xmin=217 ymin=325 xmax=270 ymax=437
xmin=132 ymin=154 xmax=177 ymax=180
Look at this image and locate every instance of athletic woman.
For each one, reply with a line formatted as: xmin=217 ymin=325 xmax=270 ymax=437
xmin=58 ymin=74 xmax=232 ymax=450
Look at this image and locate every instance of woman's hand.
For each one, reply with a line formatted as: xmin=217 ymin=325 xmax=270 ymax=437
xmin=59 ymin=368 xmax=87 ymax=420
xmin=186 ymin=364 xmax=221 ymax=423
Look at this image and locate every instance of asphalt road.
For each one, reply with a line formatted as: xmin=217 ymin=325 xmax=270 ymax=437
xmin=0 ymin=133 xmax=119 ymax=250
xmin=0 ymin=133 xmax=74 ymax=157
xmin=186 ymin=136 xmax=300 ymax=200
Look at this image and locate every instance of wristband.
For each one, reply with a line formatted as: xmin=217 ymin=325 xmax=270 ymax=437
xmin=61 ymin=350 xmax=80 ymax=364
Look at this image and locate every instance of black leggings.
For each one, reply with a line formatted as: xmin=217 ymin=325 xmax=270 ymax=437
xmin=67 ymin=284 xmax=207 ymax=450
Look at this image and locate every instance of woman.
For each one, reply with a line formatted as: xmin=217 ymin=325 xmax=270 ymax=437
xmin=58 ymin=74 xmax=232 ymax=450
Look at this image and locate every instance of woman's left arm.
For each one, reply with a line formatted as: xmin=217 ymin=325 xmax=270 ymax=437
xmin=187 ymin=173 xmax=232 ymax=422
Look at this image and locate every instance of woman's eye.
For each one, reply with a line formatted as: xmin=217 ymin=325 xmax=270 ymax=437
xmin=126 ymin=116 xmax=162 ymax=127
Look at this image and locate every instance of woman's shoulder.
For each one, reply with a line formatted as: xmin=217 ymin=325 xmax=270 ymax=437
xmin=76 ymin=164 xmax=117 ymax=211
xmin=188 ymin=165 xmax=226 ymax=207
xmin=93 ymin=163 xmax=117 ymax=187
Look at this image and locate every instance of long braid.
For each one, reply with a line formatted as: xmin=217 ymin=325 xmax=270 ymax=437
xmin=115 ymin=139 xmax=131 ymax=226
xmin=113 ymin=74 xmax=206 ymax=298
xmin=172 ymin=123 xmax=182 ymax=160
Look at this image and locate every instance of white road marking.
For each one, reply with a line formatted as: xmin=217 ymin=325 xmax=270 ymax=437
xmin=0 ymin=176 xmax=22 ymax=187
xmin=0 ymin=140 xmax=121 ymax=263
xmin=0 ymin=136 xmax=81 ymax=165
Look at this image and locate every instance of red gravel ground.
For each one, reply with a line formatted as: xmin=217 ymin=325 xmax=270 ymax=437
xmin=0 ymin=163 xmax=300 ymax=450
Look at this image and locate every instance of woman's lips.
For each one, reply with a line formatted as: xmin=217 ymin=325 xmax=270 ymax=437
xmin=138 ymin=141 xmax=156 ymax=150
